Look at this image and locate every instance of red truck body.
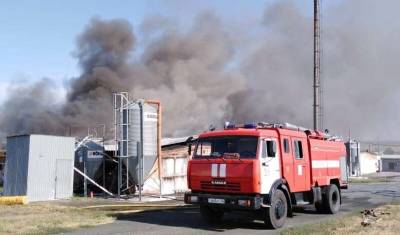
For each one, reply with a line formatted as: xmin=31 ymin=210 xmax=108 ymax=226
xmin=185 ymin=123 xmax=348 ymax=228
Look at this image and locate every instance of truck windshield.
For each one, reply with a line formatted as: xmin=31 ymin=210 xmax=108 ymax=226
xmin=194 ymin=136 xmax=258 ymax=159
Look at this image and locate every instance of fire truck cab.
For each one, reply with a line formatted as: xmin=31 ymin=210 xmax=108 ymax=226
xmin=184 ymin=123 xmax=348 ymax=229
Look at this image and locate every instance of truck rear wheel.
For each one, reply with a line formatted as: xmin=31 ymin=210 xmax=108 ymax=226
xmin=264 ymin=189 xmax=287 ymax=229
xmin=200 ymin=205 xmax=224 ymax=224
xmin=314 ymin=200 xmax=325 ymax=213
xmin=315 ymin=184 xmax=340 ymax=214
xmin=325 ymin=184 xmax=340 ymax=214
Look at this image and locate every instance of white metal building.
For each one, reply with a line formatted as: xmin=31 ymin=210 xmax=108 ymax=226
xmin=359 ymin=152 xmax=379 ymax=175
xmin=4 ymin=135 xmax=75 ymax=202
xmin=379 ymin=155 xmax=400 ymax=172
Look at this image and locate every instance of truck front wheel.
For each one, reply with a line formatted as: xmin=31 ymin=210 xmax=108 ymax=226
xmin=264 ymin=189 xmax=287 ymax=229
xmin=200 ymin=205 xmax=224 ymax=224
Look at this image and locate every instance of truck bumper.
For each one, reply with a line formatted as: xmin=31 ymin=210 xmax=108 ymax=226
xmin=184 ymin=192 xmax=262 ymax=210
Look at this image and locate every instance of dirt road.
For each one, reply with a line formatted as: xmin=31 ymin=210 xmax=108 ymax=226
xmin=65 ymin=176 xmax=400 ymax=235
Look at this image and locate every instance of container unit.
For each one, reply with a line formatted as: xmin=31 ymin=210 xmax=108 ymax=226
xmin=4 ymin=135 xmax=75 ymax=202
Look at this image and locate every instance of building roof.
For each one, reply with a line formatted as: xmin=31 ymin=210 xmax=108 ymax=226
xmin=161 ymin=136 xmax=198 ymax=147
xmin=7 ymin=134 xmax=75 ymax=139
xmin=380 ymin=154 xmax=400 ymax=160
xmin=82 ymin=135 xmax=198 ymax=151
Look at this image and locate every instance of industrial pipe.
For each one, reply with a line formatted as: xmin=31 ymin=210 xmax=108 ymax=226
xmin=74 ymin=167 xmax=114 ymax=197
xmin=145 ymin=100 xmax=162 ymax=197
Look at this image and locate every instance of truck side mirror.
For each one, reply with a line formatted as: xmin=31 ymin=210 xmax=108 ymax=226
xmin=266 ymin=140 xmax=276 ymax=157
xmin=188 ymin=143 xmax=192 ymax=156
xmin=187 ymin=137 xmax=194 ymax=156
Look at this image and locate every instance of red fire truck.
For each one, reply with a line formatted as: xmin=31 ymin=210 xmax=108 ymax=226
xmin=184 ymin=123 xmax=348 ymax=228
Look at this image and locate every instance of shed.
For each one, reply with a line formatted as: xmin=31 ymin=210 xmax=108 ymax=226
xmin=379 ymin=155 xmax=400 ymax=172
xmin=4 ymin=135 xmax=75 ymax=202
xmin=359 ymin=152 xmax=379 ymax=175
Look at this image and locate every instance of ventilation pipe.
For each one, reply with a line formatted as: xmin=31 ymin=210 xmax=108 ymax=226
xmin=145 ymin=100 xmax=162 ymax=197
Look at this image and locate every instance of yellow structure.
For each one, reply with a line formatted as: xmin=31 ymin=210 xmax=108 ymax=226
xmin=0 ymin=196 xmax=28 ymax=205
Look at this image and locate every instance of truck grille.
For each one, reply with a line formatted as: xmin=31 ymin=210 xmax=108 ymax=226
xmin=200 ymin=181 xmax=241 ymax=191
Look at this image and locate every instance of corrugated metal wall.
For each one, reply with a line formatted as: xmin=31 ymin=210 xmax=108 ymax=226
xmin=27 ymin=135 xmax=75 ymax=201
xmin=4 ymin=135 xmax=30 ymax=196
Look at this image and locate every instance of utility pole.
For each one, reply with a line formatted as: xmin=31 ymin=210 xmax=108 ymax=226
xmin=313 ymin=0 xmax=322 ymax=130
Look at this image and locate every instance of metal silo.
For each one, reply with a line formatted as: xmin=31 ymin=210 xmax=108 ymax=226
xmin=125 ymin=101 xmax=158 ymax=185
xmin=74 ymin=139 xmax=104 ymax=196
xmin=114 ymin=93 xmax=159 ymax=197
xmin=346 ymin=140 xmax=360 ymax=176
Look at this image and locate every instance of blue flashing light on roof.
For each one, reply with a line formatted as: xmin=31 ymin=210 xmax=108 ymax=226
xmin=227 ymin=124 xmax=236 ymax=129
xmin=244 ymin=123 xmax=257 ymax=129
xmin=224 ymin=121 xmax=236 ymax=129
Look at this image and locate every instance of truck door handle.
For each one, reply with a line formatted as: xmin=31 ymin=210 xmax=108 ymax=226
xmin=262 ymin=163 xmax=267 ymax=166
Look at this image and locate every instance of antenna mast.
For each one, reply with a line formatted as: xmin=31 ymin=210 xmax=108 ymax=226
xmin=313 ymin=0 xmax=322 ymax=130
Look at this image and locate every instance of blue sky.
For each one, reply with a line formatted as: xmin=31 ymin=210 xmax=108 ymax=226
xmin=0 ymin=0 xmax=325 ymax=88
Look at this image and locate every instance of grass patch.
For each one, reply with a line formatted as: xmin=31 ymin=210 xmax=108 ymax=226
xmin=0 ymin=203 xmax=115 ymax=235
xmin=281 ymin=204 xmax=400 ymax=235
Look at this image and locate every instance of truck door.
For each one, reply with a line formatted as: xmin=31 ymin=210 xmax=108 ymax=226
xmin=281 ymin=136 xmax=294 ymax=190
xmin=259 ymin=138 xmax=281 ymax=194
xmin=292 ymin=138 xmax=311 ymax=192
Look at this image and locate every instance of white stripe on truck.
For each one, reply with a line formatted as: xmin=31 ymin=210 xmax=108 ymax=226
xmin=312 ymin=160 xmax=340 ymax=169
xmin=211 ymin=164 xmax=218 ymax=177
xmin=219 ymin=164 xmax=226 ymax=177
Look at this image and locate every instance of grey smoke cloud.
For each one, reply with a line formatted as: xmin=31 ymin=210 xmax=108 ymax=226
xmin=1 ymin=0 xmax=400 ymax=141
xmin=228 ymin=0 xmax=400 ymax=141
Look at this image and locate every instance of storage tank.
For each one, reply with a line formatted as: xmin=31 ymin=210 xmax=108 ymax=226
xmin=346 ymin=140 xmax=361 ymax=176
xmin=121 ymin=100 xmax=158 ymax=186
xmin=74 ymin=139 xmax=104 ymax=194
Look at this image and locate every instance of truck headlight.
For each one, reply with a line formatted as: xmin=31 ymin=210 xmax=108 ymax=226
xmin=190 ymin=196 xmax=198 ymax=203
xmin=238 ymin=199 xmax=251 ymax=207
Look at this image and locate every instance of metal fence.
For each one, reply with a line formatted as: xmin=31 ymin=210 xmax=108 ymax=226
xmin=360 ymin=141 xmax=400 ymax=154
